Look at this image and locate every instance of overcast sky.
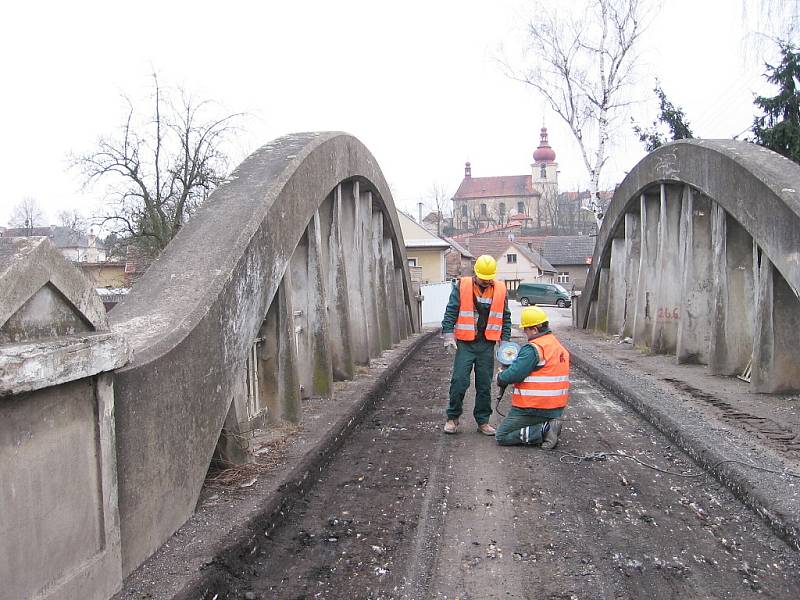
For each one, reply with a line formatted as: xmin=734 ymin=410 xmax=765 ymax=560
xmin=0 ymin=0 xmax=791 ymax=228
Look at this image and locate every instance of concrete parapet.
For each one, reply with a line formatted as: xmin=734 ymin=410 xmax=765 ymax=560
xmin=0 ymin=237 xmax=128 ymax=600
xmin=108 ymin=132 xmax=418 ymax=576
xmin=581 ymin=139 xmax=800 ymax=395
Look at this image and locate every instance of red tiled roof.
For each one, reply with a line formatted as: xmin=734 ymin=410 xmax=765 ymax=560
xmin=453 ymin=175 xmax=539 ymax=200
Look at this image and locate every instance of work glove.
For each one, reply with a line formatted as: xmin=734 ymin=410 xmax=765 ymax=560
xmin=443 ymin=332 xmax=457 ymax=352
xmin=496 ymin=367 xmax=506 ymax=388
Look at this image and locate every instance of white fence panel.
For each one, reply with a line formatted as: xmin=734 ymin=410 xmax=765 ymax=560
xmin=421 ymin=281 xmax=453 ymax=326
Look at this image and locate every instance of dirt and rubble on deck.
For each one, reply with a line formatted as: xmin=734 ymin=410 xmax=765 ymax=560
xmin=559 ymin=325 xmax=800 ymax=465
xmin=179 ymin=336 xmax=798 ymax=600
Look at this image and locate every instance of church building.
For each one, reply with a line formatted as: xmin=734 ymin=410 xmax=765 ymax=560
xmin=452 ymin=127 xmax=559 ymax=232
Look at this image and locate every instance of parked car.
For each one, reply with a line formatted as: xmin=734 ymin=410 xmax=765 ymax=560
xmin=516 ymin=282 xmax=572 ymax=308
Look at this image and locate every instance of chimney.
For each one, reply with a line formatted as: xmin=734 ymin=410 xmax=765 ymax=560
xmin=465 ymin=162 xmax=472 ymax=178
xmin=418 ymin=201 xmax=423 ymax=224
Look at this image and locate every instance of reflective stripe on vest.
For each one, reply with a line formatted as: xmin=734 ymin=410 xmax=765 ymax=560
xmin=511 ymin=334 xmax=570 ymax=409
xmin=454 ymin=277 xmax=507 ymax=341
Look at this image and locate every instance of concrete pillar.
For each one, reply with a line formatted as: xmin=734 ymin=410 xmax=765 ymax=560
xmin=257 ymin=276 xmax=301 ymax=423
xmin=289 ymin=231 xmax=313 ymax=399
xmin=621 ymin=212 xmax=641 ymax=339
xmin=752 ymin=258 xmax=800 ymax=392
xmin=395 ymin=265 xmax=411 ymax=339
xmin=340 ymin=181 xmax=370 ymax=365
xmin=383 ymin=236 xmax=401 ymax=345
xmin=306 ymin=210 xmax=333 ymax=397
xmin=587 ymin=298 xmax=598 ymax=330
xmin=633 ymin=192 xmax=660 ymax=349
xmin=709 ymin=205 xmax=756 ymax=376
xmin=594 ymin=267 xmax=611 ymax=333
xmin=606 ymin=238 xmax=627 ymax=335
xmin=325 ymin=187 xmax=355 ymax=380
xmin=372 ymin=209 xmax=392 ymax=351
xmin=360 ymin=190 xmax=381 ymax=359
xmin=651 ymin=184 xmax=682 ymax=355
xmin=676 ymin=188 xmax=714 ymax=364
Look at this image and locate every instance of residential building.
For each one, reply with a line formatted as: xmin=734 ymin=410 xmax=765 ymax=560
xmin=495 ymin=242 xmax=557 ymax=291
xmin=537 ymin=235 xmax=596 ymax=291
xmin=444 ymin=237 xmax=474 ymax=279
xmin=396 ymin=211 xmax=450 ymax=284
xmin=1 ymin=226 xmax=106 ymax=262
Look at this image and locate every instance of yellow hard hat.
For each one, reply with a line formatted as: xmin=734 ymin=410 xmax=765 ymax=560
xmin=474 ymin=255 xmax=497 ymax=280
xmin=520 ymin=306 xmax=548 ymax=328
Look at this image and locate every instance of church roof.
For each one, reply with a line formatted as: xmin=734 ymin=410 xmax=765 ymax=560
xmin=453 ymin=175 xmax=538 ymax=200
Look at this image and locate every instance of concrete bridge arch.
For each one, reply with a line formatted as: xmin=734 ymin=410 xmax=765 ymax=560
xmin=581 ymin=139 xmax=800 ymax=394
xmin=109 ymin=132 xmax=419 ymax=575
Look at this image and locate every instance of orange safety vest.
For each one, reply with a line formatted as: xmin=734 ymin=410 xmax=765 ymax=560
xmin=454 ymin=277 xmax=507 ymax=342
xmin=511 ymin=333 xmax=570 ymax=409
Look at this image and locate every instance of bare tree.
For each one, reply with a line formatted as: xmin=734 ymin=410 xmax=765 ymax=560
xmin=9 ymin=197 xmax=45 ymax=234
xmin=539 ymin=185 xmax=561 ymax=232
xmin=503 ymin=0 xmax=650 ymax=226
xmin=73 ymin=74 xmax=243 ymax=255
xmin=424 ymin=182 xmax=450 ymax=236
xmin=56 ymin=208 xmax=87 ymax=234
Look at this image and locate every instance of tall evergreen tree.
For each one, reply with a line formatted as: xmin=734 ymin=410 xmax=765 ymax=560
xmin=633 ymin=81 xmax=694 ymax=152
xmin=752 ymin=41 xmax=800 ymax=163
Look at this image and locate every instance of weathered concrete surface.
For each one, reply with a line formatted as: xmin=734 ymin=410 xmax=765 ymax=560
xmin=0 ymin=332 xmax=129 ymax=396
xmin=115 ymin=330 xmax=434 ymax=600
xmin=606 ymin=237 xmax=626 ymax=335
xmin=621 ymin=212 xmax=641 ymax=339
xmin=109 ymin=132 xmax=418 ymax=576
xmin=709 ymin=207 xmax=756 ymax=376
xmin=651 ymin=184 xmax=682 ymax=354
xmin=582 ymin=140 xmax=800 ymax=392
xmin=0 ymin=236 xmax=127 ymax=600
xmin=753 ymin=259 xmax=800 ymax=392
xmin=0 ymin=237 xmax=107 ymax=343
xmin=632 ymin=192 xmax=659 ymax=349
xmin=676 ymin=189 xmax=713 ymax=364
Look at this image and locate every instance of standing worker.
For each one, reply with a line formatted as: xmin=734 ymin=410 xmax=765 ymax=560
xmin=441 ymin=255 xmax=512 ymax=435
xmin=495 ymin=306 xmax=569 ymax=449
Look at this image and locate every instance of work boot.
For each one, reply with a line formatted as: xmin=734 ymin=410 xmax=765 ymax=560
xmin=477 ymin=423 xmax=496 ymax=436
xmin=444 ymin=419 xmax=459 ymax=434
xmin=540 ymin=419 xmax=562 ymax=450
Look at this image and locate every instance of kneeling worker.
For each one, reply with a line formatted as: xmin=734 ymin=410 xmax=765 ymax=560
xmin=495 ymin=306 xmax=569 ymax=449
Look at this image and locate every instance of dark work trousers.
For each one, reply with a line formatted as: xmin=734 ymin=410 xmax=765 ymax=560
xmin=495 ymin=406 xmax=564 ymax=445
xmin=446 ymin=339 xmax=495 ymax=424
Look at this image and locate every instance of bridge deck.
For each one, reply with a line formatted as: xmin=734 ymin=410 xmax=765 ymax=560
xmin=118 ymin=311 xmax=800 ymax=599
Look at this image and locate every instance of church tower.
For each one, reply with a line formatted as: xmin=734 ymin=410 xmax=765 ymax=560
xmin=531 ymin=126 xmax=559 ymax=229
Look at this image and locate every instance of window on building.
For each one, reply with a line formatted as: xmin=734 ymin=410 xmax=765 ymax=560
xmin=499 ymin=202 xmax=506 ymax=215
xmin=557 ymin=271 xmax=570 ymax=283
xmin=505 ymin=279 xmax=521 ymax=291
xmin=517 ymin=201 xmax=525 ymax=214
xmin=480 ymin=203 xmax=487 ymax=217
xmin=408 ymin=257 xmax=418 ymax=267
xmin=461 ymin=205 xmax=467 ymax=216
xmin=507 ymin=253 xmax=517 ymax=264
xmin=540 ymin=164 xmax=547 ymax=178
